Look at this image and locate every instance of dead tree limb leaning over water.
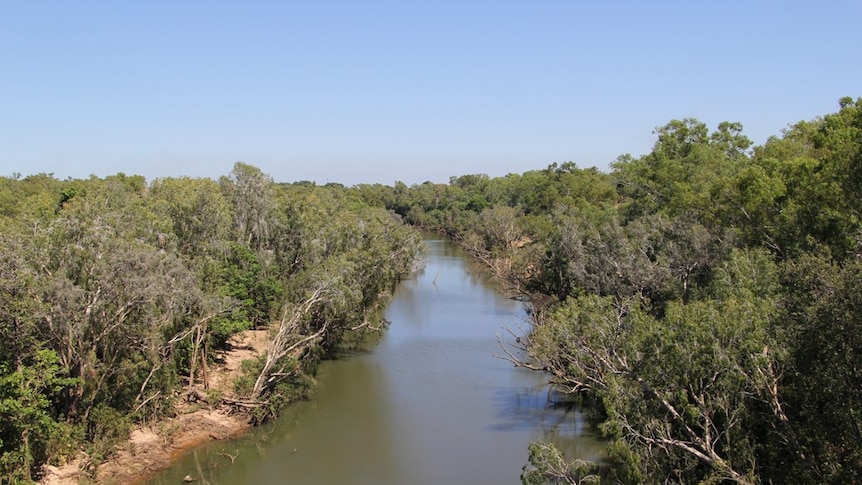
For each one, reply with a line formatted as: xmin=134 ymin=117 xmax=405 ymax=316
xmin=250 ymin=283 xmax=331 ymax=399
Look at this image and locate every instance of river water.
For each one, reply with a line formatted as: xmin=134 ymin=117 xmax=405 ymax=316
xmin=142 ymin=236 xmax=602 ymax=485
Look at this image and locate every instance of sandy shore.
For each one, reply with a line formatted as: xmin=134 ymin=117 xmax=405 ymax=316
xmin=40 ymin=329 xmax=270 ymax=485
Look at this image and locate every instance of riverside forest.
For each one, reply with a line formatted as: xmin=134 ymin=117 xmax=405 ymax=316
xmin=2 ymin=97 xmax=861 ymax=484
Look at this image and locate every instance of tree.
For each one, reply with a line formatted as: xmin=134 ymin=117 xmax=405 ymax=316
xmin=226 ymin=183 xmax=423 ymax=420
xmin=613 ymin=119 xmax=750 ymax=226
xmin=0 ymin=230 xmax=43 ymax=372
xmin=21 ymin=178 xmax=205 ymax=422
xmin=505 ymin=249 xmax=785 ymax=484
xmin=0 ymin=350 xmax=76 ymax=483
xmin=149 ymin=176 xmax=232 ymax=260
xmin=521 ymin=441 xmax=600 ymax=485
xmin=220 ymin=162 xmax=276 ymax=251
xmin=747 ymin=98 xmax=862 ymax=259
xmin=250 ymin=281 xmax=334 ymax=400
xmin=776 ymin=254 xmax=862 ymax=482
xmin=535 ymin=209 xmax=676 ymax=303
xmin=710 ymin=121 xmax=753 ymax=160
xmin=0 ymin=168 xmax=425 ymax=477
xmin=653 ymin=118 xmax=710 ymax=159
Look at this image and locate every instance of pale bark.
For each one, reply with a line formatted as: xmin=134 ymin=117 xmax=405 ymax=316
xmin=250 ymin=284 xmax=330 ymax=399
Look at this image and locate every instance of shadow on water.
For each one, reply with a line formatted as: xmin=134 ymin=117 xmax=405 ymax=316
xmin=488 ymin=386 xmax=573 ymax=433
xmin=142 ymin=236 xmax=604 ymax=485
xmin=487 ymin=378 xmax=605 ymax=464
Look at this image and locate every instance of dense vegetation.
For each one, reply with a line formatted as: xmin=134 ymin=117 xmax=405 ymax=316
xmin=3 ymin=97 xmax=860 ymax=484
xmin=0 ymin=163 xmax=422 ymax=483
xmin=356 ymin=97 xmax=862 ymax=484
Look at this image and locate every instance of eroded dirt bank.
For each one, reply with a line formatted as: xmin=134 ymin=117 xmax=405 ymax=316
xmin=40 ymin=329 xmax=270 ymax=485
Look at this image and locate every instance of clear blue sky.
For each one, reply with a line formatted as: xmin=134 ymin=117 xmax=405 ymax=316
xmin=1 ymin=1 xmax=859 ymax=186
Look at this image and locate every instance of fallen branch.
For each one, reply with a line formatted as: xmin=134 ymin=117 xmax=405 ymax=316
xmin=217 ymin=450 xmax=238 ymax=463
xmin=221 ymin=397 xmax=265 ymax=409
xmin=250 ymin=284 xmax=331 ymax=399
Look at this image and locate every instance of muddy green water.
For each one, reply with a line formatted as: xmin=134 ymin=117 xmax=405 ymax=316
xmin=142 ymin=237 xmax=602 ymax=485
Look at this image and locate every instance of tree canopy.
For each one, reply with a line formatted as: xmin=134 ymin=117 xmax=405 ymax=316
xmin=0 ymin=164 xmax=422 ymax=483
xmin=3 ymin=97 xmax=861 ymax=484
xmin=358 ymin=97 xmax=862 ymax=484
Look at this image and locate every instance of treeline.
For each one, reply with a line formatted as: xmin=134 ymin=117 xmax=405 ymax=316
xmin=0 ymin=163 xmax=422 ymax=483
xmin=357 ymin=97 xmax=862 ymax=484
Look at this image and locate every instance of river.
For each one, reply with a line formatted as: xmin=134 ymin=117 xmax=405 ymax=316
xmin=142 ymin=236 xmax=602 ymax=485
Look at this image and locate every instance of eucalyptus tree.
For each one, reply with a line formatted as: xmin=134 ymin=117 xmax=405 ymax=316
xmin=0 ymin=349 xmax=77 ymax=483
xmin=612 ymin=119 xmax=751 ymax=226
xmin=749 ymin=97 xmax=862 ymax=259
xmin=460 ymin=205 xmax=524 ymax=281
xmin=149 ymin=176 xmax=232 ymax=261
xmin=508 ymin=249 xmax=784 ymax=484
xmin=0 ymin=172 xmax=71 ymax=223
xmin=0 ymin=174 xmax=220 ymax=479
xmin=220 ymin=162 xmax=277 ymax=251
xmin=774 ymin=254 xmax=862 ymax=483
xmin=0 ymin=228 xmax=44 ymax=373
xmin=0 ymin=167 xmax=428 ymax=478
xmin=236 ymin=183 xmax=423 ymax=419
xmin=521 ymin=442 xmax=600 ymax=485
xmin=31 ymin=178 xmax=208 ymax=421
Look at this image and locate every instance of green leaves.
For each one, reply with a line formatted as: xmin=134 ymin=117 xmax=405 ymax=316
xmin=370 ymin=98 xmax=862 ymax=484
xmin=220 ymin=162 xmax=277 ymax=250
xmin=524 ymin=248 xmax=782 ymax=484
xmin=0 ymin=349 xmax=77 ymax=482
xmin=613 ymin=118 xmax=751 ymax=226
xmin=521 ymin=441 xmax=600 ymax=485
xmin=0 ymin=165 xmax=424 ymax=477
xmin=150 ymin=176 xmax=231 ymax=259
xmin=776 ymin=255 xmax=862 ymax=482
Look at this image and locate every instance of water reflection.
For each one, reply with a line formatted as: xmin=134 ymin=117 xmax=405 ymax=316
xmin=142 ymin=235 xmax=602 ymax=485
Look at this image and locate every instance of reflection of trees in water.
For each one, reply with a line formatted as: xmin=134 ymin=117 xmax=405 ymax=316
xmin=488 ymin=385 xmax=604 ymax=463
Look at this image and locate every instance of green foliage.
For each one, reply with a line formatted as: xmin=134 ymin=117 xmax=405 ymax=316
xmin=0 ymin=349 xmax=77 ymax=483
xmin=612 ymin=119 xmax=750 ymax=226
xmin=3 ymin=98 xmax=861 ymax=483
xmin=220 ymin=162 xmax=276 ymax=250
xmin=0 ymin=173 xmax=69 ymax=223
xmin=526 ymin=256 xmax=779 ymax=483
xmin=773 ymin=254 xmax=862 ymax=483
xmin=82 ymin=404 xmax=131 ymax=471
xmin=0 ymin=164 xmax=424 ymax=476
xmin=521 ymin=441 xmax=600 ymax=485
xmin=232 ymin=355 xmax=312 ymax=424
xmin=149 ymin=176 xmax=231 ymax=259
xmin=747 ymin=98 xmax=862 ymax=258
xmin=374 ymin=99 xmax=862 ymax=483
xmin=215 ymin=242 xmax=284 ymax=334
xmin=232 ymin=357 xmax=264 ymax=397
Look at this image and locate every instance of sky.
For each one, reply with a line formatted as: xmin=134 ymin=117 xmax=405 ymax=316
xmin=1 ymin=1 xmax=860 ymax=186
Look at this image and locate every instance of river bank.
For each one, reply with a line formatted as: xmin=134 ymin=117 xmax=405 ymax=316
xmin=138 ymin=236 xmax=602 ymax=485
xmin=41 ymin=236 xmax=600 ymax=485
xmin=39 ymin=329 xmax=270 ymax=485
